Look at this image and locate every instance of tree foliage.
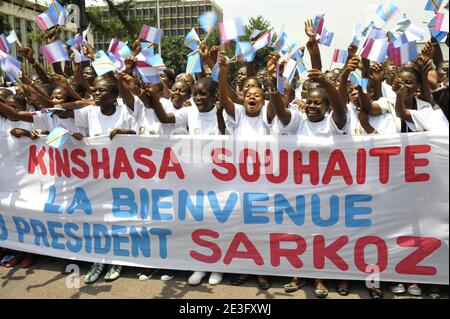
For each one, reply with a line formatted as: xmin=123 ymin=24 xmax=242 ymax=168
xmin=161 ymin=36 xmax=192 ymax=75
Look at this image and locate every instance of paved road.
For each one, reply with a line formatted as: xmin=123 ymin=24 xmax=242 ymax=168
xmin=0 ymin=257 xmax=448 ymax=299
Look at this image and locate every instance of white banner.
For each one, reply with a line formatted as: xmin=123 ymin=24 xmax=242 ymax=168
xmin=0 ymin=133 xmax=448 ymax=284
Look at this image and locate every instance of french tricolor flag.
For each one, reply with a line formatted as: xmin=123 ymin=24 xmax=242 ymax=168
xmin=0 ymin=34 xmax=11 ymax=53
xmin=252 ymin=32 xmax=271 ymax=51
xmin=332 ymin=49 xmax=348 ymax=64
xmin=40 ymin=40 xmax=70 ymax=64
xmin=136 ymin=66 xmax=161 ymax=84
xmin=35 ymin=11 xmax=56 ymax=31
xmin=434 ymin=12 xmax=449 ymax=33
xmin=387 ymin=41 xmax=417 ymax=67
xmin=139 ymin=25 xmax=163 ymax=45
xmin=361 ymin=38 xmax=388 ymax=63
xmin=219 ymin=19 xmax=245 ymax=44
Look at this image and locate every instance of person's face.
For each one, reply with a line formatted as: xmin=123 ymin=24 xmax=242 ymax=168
xmin=257 ymin=70 xmax=269 ymax=86
xmin=82 ymin=67 xmax=96 ymax=84
xmin=236 ymin=67 xmax=247 ymax=87
xmin=93 ymin=80 xmax=116 ymax=107
xmin=243 ymin=87 xmax=265 ymax=116
xmin=348 ymin=83 xmax=360 ymax=107
xmin=305 ymin=91 xmax=329 ymax=122
xmin=51 ymin=88 xmax=69 ymax=104
xmin=324 ymin=72 xmax=336 ymax=84
xmin=243 ymin=78 xmax=260 ymax=94
xmin=437 ymin=62 xmax=449 ymax=84
xmin=398 ymin=71 xmax=420 ymax=98
xmin=193 ymin=85 xmax=215 ymax=112
xmin=170 ymin=82 xmax=190 ymax=106
xmin=385 ymin=64 xmax=398 ymax=83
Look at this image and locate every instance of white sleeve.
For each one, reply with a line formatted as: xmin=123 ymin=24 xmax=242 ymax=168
xmin=174 ymin=107 xmax=189 ymax=128
xmin=123 ymin=108 xmax=136 ymax=131
xmin=329 ymin=111 xmax=351 ymax=135
xmin=32 ymin=112 xmax=52 ymax=132
xmin=410 ymin=109 xmax=449 ymax=132
xmin=223 ymin=103 xmax=244 ymax=131
xmin=375 ymin=97 xmax=395 ymax=114
xmin=133 ymin=97 xmax=144 ymax=122
xmin=74 ymin=107 xmax=90 ymax=129
xmin=277 ymin=109 xmax=302 ymax=135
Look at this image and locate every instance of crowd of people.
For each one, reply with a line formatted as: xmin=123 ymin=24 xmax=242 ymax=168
xmin=0 ymin=11 xmax=449 ymax=299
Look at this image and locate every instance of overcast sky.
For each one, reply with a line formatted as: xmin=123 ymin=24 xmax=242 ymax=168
xmin=39 ymin=0 xmax=446 ymax=69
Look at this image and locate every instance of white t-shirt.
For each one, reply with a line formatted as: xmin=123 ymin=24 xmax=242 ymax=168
xmin=407 ymin=108 xmax=449 ymax=132
xmin=134 ymin=97 xmax=187 ymax=135
xmin=347 ymin=102 xmax=398 ymax=135
xmin=0 ymin=117 xmax=33 ymax=133
xmin=223 ymin=103 xmax=273 ymax=137
xmin=74 ymin=104 xmax=136 ymax=137
xmin=277 ymin=109 xmax=350 ymax=136
xmin=174 ymin=104 xmax=219 ymax=135
xmin=33 ymin=112 xmax=86 ymax=135
xmin=382 ymin=82 xmax=397 ymax=100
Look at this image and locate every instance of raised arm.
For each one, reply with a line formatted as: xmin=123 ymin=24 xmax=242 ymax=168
xmin=305 ymin=19 xmax=322 ymax=71
xmin=309 ymin=69 xmax=347 ymax=129
xmin=338 ymin=56 xmax=359 ymax=103
xmin=218 ymin=52 xmax=236 ymax=117
xmin=52 ymin=74 xmax=82 ymax=101
xmin=369 ymin=63 xmax=384 ymax=101
xmin=18 ymin=46 xmax=50 ymax=84
xmin=392 ymin=77 xmax=413 ymax=122
xmin=150 ymin=93 xmax=176 ymax=124
xmin=0 ymin=101 xmax=33 ymax=122
xmin=267 ymin=71 xmax=291 ymax=125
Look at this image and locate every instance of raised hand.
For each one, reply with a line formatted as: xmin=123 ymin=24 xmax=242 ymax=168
xmin=267 ymin=52 xmax=280 ymax=75
xmin=370 ymin=63 xmax=385 ymax=83
xmin=392 ymin=77 xmax=408 ymax=96
xmin=18 ymin=46 xmax=35 ymax=62
xmin=345 ymin=56 xmax=360 ymax=73
xmin=305 ymin=19 xmax=317 ymax=39
xmin=218 ymin=51 xmax=228 ymax=70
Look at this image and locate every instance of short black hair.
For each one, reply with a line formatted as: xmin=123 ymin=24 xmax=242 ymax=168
xmin=193 ymin=77 xmax=218 ymax=97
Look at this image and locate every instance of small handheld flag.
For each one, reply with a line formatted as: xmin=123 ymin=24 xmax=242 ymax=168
xmin=282 ymin=59 xmax=298 ymax=85
xmin=0 ymin=34 xmax=11 ymax=53
xmin=186 ymin=50 xmax=202 ymax=74
xmin=46 ymin=126 xmax=72 ymax=149
xmin=376 ymin=1 xmax=399 ymax=23
xmin=425 ymin=0 xmax=443 ymax=12
xmin=434 ymin=12 xmax=449 ymax=32
xmin=139 ymin=25 xmax=163 ymax=44
xmin=140 ymin=42 xmax=155 ymax=56
xmin=199 ymin=12 xmax=218 ymax=34
xmin=319 ymin=28 xmax=334 ymax=47
xmin=332 ymin=49 xmax=349 ymax=64
xmin=253 ymin=32 xmax=271 ymax=51
xmin=276 ymin=63 xmax=286 ymax=94
xmin=40 ymin=40 xmax=70 ymax=64
xmin=146 ymin=54 xmax=166 ymax=70
xmin=184 ymin=28 xmax=200 ymax=51
xmin=92 ymin=51 xmax=117 ymax=76
xmin=350 ymin=69 xmax=369 ymax=92
xmin=387 ymin=41 xmax=418 ymax=66
xmin=235 ymin=42 xmax=255 ymax=62
xmin=361 ymin=38 xmax=389 ymax=63
xmin=219 ymin=19 xmax=245 ymax=43
xmin=6 ymin=30 xmax=19 ymax=45
xmin=0 ymin=54 xmax=21 ymax=82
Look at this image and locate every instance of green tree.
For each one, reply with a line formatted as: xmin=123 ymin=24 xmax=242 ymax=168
xmin=161 ymin=36 xmax=191 ymax=75
xmin=85 ymin=0 xmax=157 ymax=43
xmin=244 ymin=16 xmax=274 ymax=73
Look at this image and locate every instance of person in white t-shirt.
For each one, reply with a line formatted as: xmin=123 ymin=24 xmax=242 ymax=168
xmin=0 ymin=92 xmax=36 ymax=138
xmin=118 ymin=73 xmax=191 ymax=136
xmin=152 ymin=77 xmax=222 ymax=136
xmin=218 ymin=53 xmax=275 ymax=137
xmin=338 ymin=57 xmax=398 ymax=136
xmin=71 ymin=76 xmax=135 ymax=284
xmin=272 ymin=68 xmax=348 ymax=298
xmin=393 ymin=67 xmax=448 ymax=133
xmin=150 ymin=76 xmax=224 ymax=286
xmin=72 ymin=76 xmax=136 ymax=140
xmin=0 ymin=86 xmax=90 ymax=137
xmin=274 ymin=69 xmax=350 ymax=138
